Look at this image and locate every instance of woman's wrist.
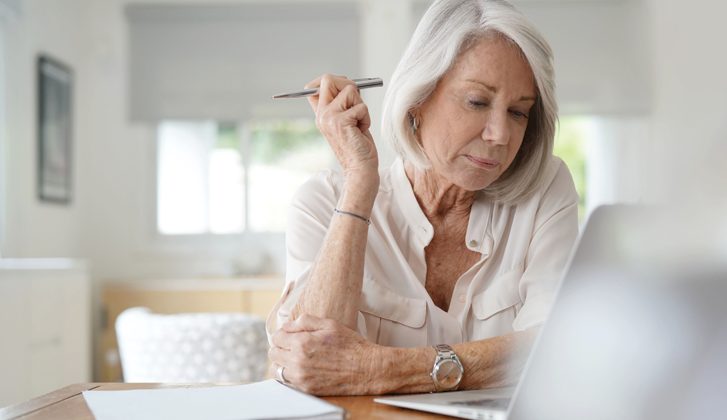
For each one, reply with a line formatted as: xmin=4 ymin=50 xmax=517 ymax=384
xmin=369 ymin=346 xmax=435 ymax=395
xmin=367 ymin=344 xmax=398 ymax=395
xmin=339 ymin=171 xmax=379 ymax=218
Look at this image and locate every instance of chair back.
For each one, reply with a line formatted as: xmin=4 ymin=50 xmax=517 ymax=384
xmin=116 ymin=307 xmax=268 ymax=383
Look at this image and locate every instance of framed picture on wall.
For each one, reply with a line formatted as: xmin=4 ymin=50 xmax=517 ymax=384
xmin=37 ymin=54 xmax=73 ymax=204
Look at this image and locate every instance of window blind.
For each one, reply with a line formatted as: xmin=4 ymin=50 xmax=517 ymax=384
xmin=127 ymin=2 xmax=361 ymax=121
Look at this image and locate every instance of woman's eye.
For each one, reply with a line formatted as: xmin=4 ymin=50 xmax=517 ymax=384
xmin=467 ymin=99 xmax=488 ymax=108
xmin=509 ymin=109 xmax=529 ymax=119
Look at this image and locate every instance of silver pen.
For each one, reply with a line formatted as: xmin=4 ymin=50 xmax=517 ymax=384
xmin=272 ymin=77 xmax=383 ymax=99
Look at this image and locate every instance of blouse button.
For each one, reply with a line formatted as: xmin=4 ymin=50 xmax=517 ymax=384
xmin=458 ymin=294 xmax=466 ymax=303
xmin=468 ymin=240 xmax=478 ymax=248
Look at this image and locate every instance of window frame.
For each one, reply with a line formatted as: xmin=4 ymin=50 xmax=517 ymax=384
xmin=142 ymin=125 xmax=286 ymax=258
xmin=138 ymin=121 xmax=284 ymax=276
xmin=150 ymin=117 xmax=332 ymax=240
xmin=154 ymin=120 xmax=250 ymax=236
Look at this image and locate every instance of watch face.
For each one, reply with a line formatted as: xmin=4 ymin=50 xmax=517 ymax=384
xmin=435 ymin=359 xmax=463 ymax=389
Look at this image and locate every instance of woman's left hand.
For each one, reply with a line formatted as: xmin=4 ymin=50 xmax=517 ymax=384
xmin=269 ymin=314 xmax=382 ymax=396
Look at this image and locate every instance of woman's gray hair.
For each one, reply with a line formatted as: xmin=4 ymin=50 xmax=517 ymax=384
xmin=381 ymin=0 xmax=557 ymax=203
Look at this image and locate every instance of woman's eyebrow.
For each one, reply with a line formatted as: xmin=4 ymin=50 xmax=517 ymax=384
xmin=464 ymin=79 xmax=536 ymax=102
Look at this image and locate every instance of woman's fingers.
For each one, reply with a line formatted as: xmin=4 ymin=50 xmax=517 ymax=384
xmin=327 ymin=83 xmax=364 ymax=114
xmin=305 ymin=74 xmax=354 ymax=112
xmin=301 ymin=73 xmax=378 ymax=181
xmin=268 ymin=328 xmax=318 ymax=389
xmin=267 ymin=345 xmax=288 ymax=366
xmin=271 ymin=315 xmax=332 ymax=354
xmin=270 ymin=329 xmax=294 ymax=350
xmin=268 ymin=316 xmax=381 ymax=395
xmin=304 ymin=75 xmax=322 ymax=112
xmin=317 ymin=89 xmax=366 ymax=135
xmin=317 ymin=74 xmax=342 ymax=109
xmin=303 ymin=75 xmax=322 ymax=90
xmin=346 ymin=102 xmax=371 ymax=133
xmin=318 ymin=74 xmax=357 ymax=108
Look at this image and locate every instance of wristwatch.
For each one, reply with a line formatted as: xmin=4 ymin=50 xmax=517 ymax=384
xmin=430 ymin=344 xmax=464 ymax=392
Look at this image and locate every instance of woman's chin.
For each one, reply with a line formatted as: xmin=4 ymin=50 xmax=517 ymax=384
xmin=454 ymin=178 xmax=496 ymax=192
xmin=453 ymin=170 xmax=500 ymax=191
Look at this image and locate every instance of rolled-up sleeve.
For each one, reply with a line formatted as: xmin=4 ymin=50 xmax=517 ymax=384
xmin=512 ymin=160 xmax=579 ymax=331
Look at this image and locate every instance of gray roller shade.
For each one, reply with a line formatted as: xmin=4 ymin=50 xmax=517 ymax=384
xmin=127 ymin=2 xmax=361 ymax=121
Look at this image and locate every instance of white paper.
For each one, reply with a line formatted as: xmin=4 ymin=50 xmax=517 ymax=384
xmin=82 ymin=379 xmax=343 ymax=420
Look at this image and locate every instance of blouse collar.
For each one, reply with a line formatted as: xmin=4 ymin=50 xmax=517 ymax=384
xmin=389 ymin=158 xmax=494 ymax=256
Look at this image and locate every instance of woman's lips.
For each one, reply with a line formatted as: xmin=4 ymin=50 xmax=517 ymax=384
xmin=466 ymin=155 xmax=500 ymax=169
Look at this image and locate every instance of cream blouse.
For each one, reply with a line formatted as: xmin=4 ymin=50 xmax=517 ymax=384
xmin=267 ymin=157 xmax=579 ymax=347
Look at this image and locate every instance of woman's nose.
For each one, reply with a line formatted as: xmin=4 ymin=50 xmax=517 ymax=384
xmin=481 ymin=110 xmax=509 ymax=145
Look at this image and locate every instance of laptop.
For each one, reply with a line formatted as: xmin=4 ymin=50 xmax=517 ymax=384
xmin=376 ymin=205 xmax=727 ymax=420
xmin=375 ymin=387 xmax=513 ymax=420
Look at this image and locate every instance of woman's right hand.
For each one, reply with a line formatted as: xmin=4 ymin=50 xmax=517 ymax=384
xmin=305 ymin=75 xmax=380 ymax=197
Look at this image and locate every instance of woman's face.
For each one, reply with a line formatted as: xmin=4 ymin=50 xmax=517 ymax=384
xmin=416 ymin=35 xmax=537 ymax=191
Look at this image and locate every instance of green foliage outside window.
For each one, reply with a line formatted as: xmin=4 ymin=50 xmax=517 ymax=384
xmin=553 ymin=116 xmax=588 ymax=221
xmin=249 ymin=120 xmax=325 ymax=165
xmin=213 ymin=119 xmax=331 ymax=172
xmin=216 ymin=123 xmax=239 ymax=149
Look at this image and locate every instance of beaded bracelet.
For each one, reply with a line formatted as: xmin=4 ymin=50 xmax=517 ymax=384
xmin=333 ymin=208 xmax=371 ymax=225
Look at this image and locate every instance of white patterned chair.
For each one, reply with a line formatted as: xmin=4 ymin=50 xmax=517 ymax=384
xmin=116 ymin=307 xmax=268 ymax=383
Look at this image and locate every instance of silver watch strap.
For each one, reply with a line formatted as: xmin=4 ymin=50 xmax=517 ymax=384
xmin=434 ymin=344 xmax=455 ymax=355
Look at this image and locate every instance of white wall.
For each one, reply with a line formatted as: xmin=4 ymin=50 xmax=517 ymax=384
xmin=647 ymin=0 xmax=727 ymax=258
xmin=2 ymin=0 xmax=88 ymax=258
xmin=647 ymin=0 xmax=727 ymax=206
xmin=360 ymin=0 xmax=410 ymax=167
xmin=575 ymin=0 xmax=727 ymax=216
xmin=0 ymin=3 xmax=8 ymax=257
xmin=585 ymin=117 xmax=651 ymax=213
xmin=515 ymin=0 xmax=651 ymax=116
xmin=514 ymin=0 xmax=653 ymax=214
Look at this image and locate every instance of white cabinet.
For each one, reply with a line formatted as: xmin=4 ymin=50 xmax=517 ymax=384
xmin=0 ymin=259 xmax=90 ymax=407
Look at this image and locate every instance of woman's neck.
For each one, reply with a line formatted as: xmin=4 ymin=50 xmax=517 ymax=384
xmin=404 ymin=162 xmax=476 ymax=222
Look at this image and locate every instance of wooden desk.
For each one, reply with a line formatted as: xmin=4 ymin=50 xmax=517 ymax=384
xmin=0 ymin=383 xmax=450 ymax=419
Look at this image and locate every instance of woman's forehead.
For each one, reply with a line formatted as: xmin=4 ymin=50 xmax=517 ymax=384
xmin=447 ymin=36 xmax=536 ymax=96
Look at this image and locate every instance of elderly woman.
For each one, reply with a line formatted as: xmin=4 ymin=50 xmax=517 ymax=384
xmin=267 ymin=0 xmax=578 ymax=396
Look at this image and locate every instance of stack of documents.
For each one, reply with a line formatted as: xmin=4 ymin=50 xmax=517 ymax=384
xmin=83 ymin=380 xmax=344 ymax=420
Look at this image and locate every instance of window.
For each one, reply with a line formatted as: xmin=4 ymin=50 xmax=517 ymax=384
xmin=553 ymin=116 xmax=590 ymax=221
xmin=157 ymin=116 xmax=592 ymax=234
xmin=156 ymin=119 xmax=333 ymax=235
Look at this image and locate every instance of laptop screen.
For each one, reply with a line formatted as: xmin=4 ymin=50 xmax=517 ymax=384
xmin=508 ymin=205 xmax=727 ymax=420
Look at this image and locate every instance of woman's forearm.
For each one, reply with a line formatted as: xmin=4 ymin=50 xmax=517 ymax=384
xmin=292 ymin=174 xmax=379 ymax=329
xmin=373 ymin=329 xmax=539 ymax=394
xmin=454 ymin=329 xmax=538 ymax=389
